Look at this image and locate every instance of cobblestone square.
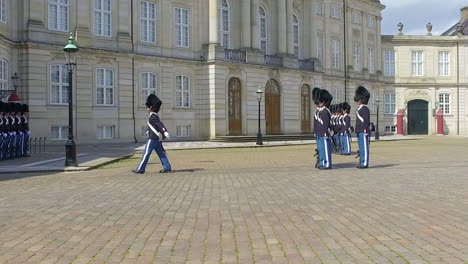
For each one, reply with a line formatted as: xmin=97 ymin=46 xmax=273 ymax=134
xmin=1 ymin=137 xmax=468 ymax=264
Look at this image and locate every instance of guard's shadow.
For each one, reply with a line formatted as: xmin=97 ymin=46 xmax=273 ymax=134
xmin=171 ymin=168 xmax=205 ymax=173
xmin=332 ymin=162 xmax=397 ymax=169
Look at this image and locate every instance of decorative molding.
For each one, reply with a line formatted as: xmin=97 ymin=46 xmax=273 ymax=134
xmin=302 ymin=74 xmax=312 ymax=83
xmin=228 ymin=65 xmax=242 ymax=76
xmin=268 ymin=69 xmax=280 ymax=80
xmin=96 ymin=57 xmax=116 ymax=65
xmin=368 ymin=32 xmax=375 ymax=40
xmin=51 ymin=52 xmax=65 ymax=61
xmin=353 ymin=29 xmax=360 ymax=38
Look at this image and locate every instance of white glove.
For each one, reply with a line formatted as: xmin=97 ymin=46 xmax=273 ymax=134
xmin=145 ymin=130 xmax=149 ymax=137
xmin=164 ymin=131 xmax=170 ymax=140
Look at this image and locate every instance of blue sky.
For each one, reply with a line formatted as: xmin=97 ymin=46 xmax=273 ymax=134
xmin=380 ymin=0 xmax=464 ymax=35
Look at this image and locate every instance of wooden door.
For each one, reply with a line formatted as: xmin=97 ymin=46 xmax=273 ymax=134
xmin=408 ymin=99 xmax=428 ymax=135
xmin=265 ymin=79 xmax=281 ymax=134
xmin=301 ymin=84 xmax=311 ymax=133
xmin=228 ymin=78 xmax=242 ymax=135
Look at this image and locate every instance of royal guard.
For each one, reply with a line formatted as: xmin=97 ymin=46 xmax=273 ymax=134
xmin=340 ymin=102 xmax=352 ymax=155
xmin=314 ymin=89 xmax=333 ymax=170
xmin=354 ymin=86 xmax=371 ymax=169
xmin=0 ymin=102 xmax=5 ymax=160
xmin=21 ymin=104 xmax=30 ymax=157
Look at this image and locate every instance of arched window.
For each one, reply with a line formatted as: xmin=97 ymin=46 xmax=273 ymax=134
xmin=293 ymin=14 xmax=299 ymax=57
xmin=0 ymin=59 xmax=8 ymax=90
xmin=141 ymin=72 xmax=157 ymax=106
xmin=259 ymin=5 xmax=268 ymax=54
xmin=219 ymin=0 xmax=230 ymax=48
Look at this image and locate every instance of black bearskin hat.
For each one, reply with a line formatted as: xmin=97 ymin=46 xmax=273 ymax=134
xmin=22 ymin=104 xmax=29 ymax=113
xmin=0 ymin=101 xmax=4 ymax=113
xmin=8 ymin=102 xmax=16 ymax=113
xmin=145 ymin=94 xmax=162 ymax=113
xmin=312 ymin=87 xmax=321 ymax=101
xmin=15 ymin=103 xmax=22 ymax=114
xmin=314 ymin=89 xmax=333 ymax=107
xmin=354 ymin=86 xmax=370 ymax=104
xmin=342 ymin=102 xmax=351 ymax=114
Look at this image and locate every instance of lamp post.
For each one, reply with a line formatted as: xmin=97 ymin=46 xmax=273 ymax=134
xmin=375 ymin=97 xmax=380 ymax=140
xmin=256 ymin=87 xmax=263 ymax=145
xmin=63 ymin=33 xmax=79 ymax=167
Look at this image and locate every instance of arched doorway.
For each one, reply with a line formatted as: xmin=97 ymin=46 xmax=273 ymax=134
xmin=228 ymin=78 xmax=242 ymax=135
xmin=408 ymin=99 xmax=428 ymax=135
xmin=265 ymin=79 xmax=281 ymax=134
xmin=301 ymin=84 xmax=311 ymax=133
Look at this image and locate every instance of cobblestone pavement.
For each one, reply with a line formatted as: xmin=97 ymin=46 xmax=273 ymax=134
xmin=0 ymin=137 xmax=467 ymax=264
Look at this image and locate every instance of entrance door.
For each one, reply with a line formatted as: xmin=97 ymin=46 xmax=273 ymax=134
xmin=408 ymin=99 xmax=428 ymax=135
xmin=228 ymin=78 xmax=242 ymax=135
xmin=265 ymin=79 xmax=281 ymax=134
xmin=301 ymin=84 xmax=311 ymax=133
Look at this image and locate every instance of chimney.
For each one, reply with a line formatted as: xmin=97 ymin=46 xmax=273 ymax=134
xmin=461 ymin=6 xmax=468 ymax=22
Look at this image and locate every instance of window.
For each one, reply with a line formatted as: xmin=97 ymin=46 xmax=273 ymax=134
xmin=94 ymin=0 xmax=112 ymax=37
xmin=48 ymin=0 xmax=69 ymax=31
xmin=352 ymin=11 xmax=361 ymax=24
xmin=384 ymin=50 xmax=395 ymax=76
xmin=411 ymin=51 xmax=423 ymax=76
xmin=0 ymin=0 xmax=5 ymax=23
xmin=175 ymin=75 xmax=190 ymax=108
xmin=97 ymin=126 xmax=115 ymax=139
xmin=96 ymin=69 xmax=114 ymax=105
xmin=368 ymin=47 xmax=375 ymax=73
xmin=316 ymin=34 xmax=324 ymax=64
xmin=0 ymin=59 xmax=8 ymax=90
xmin=259 ymin=5 xmax=268 ymax=54
xmin=293 ymin=14 xmax=299 ymax=57
xmin=219 ymin=0 xmax=230 ymax=48
xmin=385 ymin=125 xmax=396 ymax=133
xmin=176 ymin=125 xmax=191 ymax=137
xmin=331 ymin=6 xmax=340 ymax=19
xmin=384 ymin=93 xmax=396 ymax=114
xmin=438 ymin=93 xmax=450 ymax=114
xmin=353 ymin=43 xmax=361 ymax=72
xmin=51 ymin=126 xmax=68 ymax=140
xmin=331 ymin=39 xmax=340 ymax=69
xmin=141 ymin=72 xmax=156 ymax=106
xmin=140 ymin=1 xmax=156 ymax=43
xmin=438 ymin=51 xmax=450 ymax=76
xmin=367 ymin=15 xmax=376 ymax=28
xmin=175 ymin=7 xmax=189 ymax=47
xmin=316 ymin=2 xmax=324 ymax=15
xmin=50 ymin=65 xmax=69 ymax=104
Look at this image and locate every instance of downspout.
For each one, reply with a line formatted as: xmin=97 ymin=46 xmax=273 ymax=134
xmin=131 ymin=0 xmax=137 ymax=143
xmin=343 ymin=0 xmax=347 ymax=100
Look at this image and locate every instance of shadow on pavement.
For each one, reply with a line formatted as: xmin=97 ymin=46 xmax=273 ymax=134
xmin=332 ymin=162 xmax=397 ymax=169
xmin=0 ymin=171 xmax=62 ymax=182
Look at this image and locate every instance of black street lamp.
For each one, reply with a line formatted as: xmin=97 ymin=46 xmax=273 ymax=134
xmin=375 ymin=97 xmax=380 ymax=140
xmin=256 ymin=87 xmax=263 ymax=145
xmin=63 ymin=33 xmax=79 ymax=167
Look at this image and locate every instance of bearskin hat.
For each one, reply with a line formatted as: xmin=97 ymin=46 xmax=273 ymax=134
xmin=15 ymin=103 xmax=22 ymax=114
xmin=8 ymin=102 xmax=16 ymax=113
xmin=354 ymin=86 xmax=370 ymax=104
xmin=22 ymin=104 xmax=29 ymax=113
xmin=145 ymin=94 xmax=162 ymax=113
xmin=321 ymin=89 xmax=333 ymax=108
xmin=312 ymin=87 xmax=321 ymax=101
xmin=0 ymin=101 xmax=4 ymax=113
xmin=342 ymin=102 xmax=351 ymax=114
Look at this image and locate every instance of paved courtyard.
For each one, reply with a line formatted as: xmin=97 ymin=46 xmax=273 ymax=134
xmin=0 ymin=137 xmax=467 ymax=264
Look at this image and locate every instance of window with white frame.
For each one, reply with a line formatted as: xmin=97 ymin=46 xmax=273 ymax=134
xmin=0 ymin=0 xmax=6 ymax=23
xmin=51 ymin=126 xmax=68 ymax=139
xmin=96 ymin=68 xmax=114 ymax=105
xmin=367 ymin=15 xmax=376 ymax=28
xmin=316 ymin=34 xmax=324 ymax=65
xmin=293 ymin=14 xmax=299 ymax=57
xmin=97 ymin=125 xmax=115 ymax=139
xmin=176 ymin=125 xmax=190 ymax=137
xmin=384 ymin=50 xmax=395 ymax=76
xmin=48 ymin=0 xmax=69 ymax=31
xmin=141 ymin=72 xmax=156 ymax=106
xmin=411 ymin=51 xmax=423 ymax=76
xmin=50 ymin=65 xmax=69 ymax=104
xmin=315 ymin=2 xmax=324 ymax=15
xmin=331 ymin=39 xmax=340 ymax=69
xmin=259 ymin=5 xmax=268 ymax=54
xmin=384 ymin=93 xmax=396 ymax=114
xmin=385 ymin=125 xmax=396 ymax=133
xmin=368 ymin=47 xmax=375 ymax=73
xmin=175 ymin=7 xmax=189 ymax=47
xmin=94 ymin=0 xmax=112 ymax=37
xmin=219 ymin=0 xmax=230 ymax=48
xmin=0 ymin=59 xmax=8 ymax=90
xmin=438 ymin=93 xmax=450 ymax=114
xmin=175 ymin=75 xmax=190 ymax=108
xmin=438 ymin=51 xmax=450 ymax=76
xmin=352 ymin=11 xmax=361 ymax=24
xmin=140 ymin=1 xmax=156 ymax=43
xmin=331 ymin=5 xmax=340 ymax=19
xmin=353 ymin=43 xmax=361 ymax=72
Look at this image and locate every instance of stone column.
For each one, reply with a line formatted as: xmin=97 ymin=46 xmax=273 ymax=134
xmin=277 ymin=0 xmax=287 ymax=54
xmin=209 ymin=0 xmax=219 ymax=44
xmin=251 ymin=0 xmax=260 ymax=50
xmin=286 ymin=0 xmax=294 ymax=55
xmin=242 ymin=0 xmax=252 ymax=49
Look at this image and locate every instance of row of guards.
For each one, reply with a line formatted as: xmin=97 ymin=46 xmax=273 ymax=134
xmin=0 ymin=99 xmax=31 ymax=160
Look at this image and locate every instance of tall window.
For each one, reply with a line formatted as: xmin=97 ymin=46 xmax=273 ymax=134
xmin=293 ymin=14 xmax=299 ymax=57
xmin=176 ymin=75 xmax=190 ymax=108
xmin=140 ymin=1 xmax=156 ymax=43
xmin=315 ymin=2 xmax=324 ymax=15
xmin=50 ymin=65 xmax=69 ymax=105
xmin=438 ymin=93 xmax=450 ymax=114
xmin=316 ymin=34 xmax=324 ymax=64
xmin=96 ymin=68 xmax=114 ymax=105
xmin=0 ymin=59 xmax=8 ymax=90
xmin=51 ymin=126 xmax=68 ymax=140
xmin=368 ymin=47 xmax=375 ymax=73
xmin=141 ymin=72 xmax=156 ymax=106
xmin=438 ymin=51 xmax=450 ymax=76
xmin=94 ymin=0 xmax=112 ymax=37
xmin=331 ymin=39 xmax=340 ymax=69
xmin=352 ymin=11 xmax=361 ymax=24
xmin=384 ymin=50 xmax=395 ymax=76
xmin=48 ymin=0 xmax=69 ymax=31
xmin=331 ymin=5 xmax=340 ymax=19
xmin=384 ymin=93 xmax=396 ymax=114
xmin=0 ymin=0 xmax=5 ymax=23
xmin=219 ymin=0 xmax=230 ymax=48
xmin=259 ymin=5 xmax=268 ymax=54
xmin=353 ymin=43 xmax=361 ymax=72
xmin=367 ymin=15 xmax=376 ymax=28
xmin=176 ymin=125 xmax=191 ymax=137
xmin=411 ymin=51 xmax=423 ymax=76
xmin=175 ymin=7 xmax=189 ymax=47
xmin=97 ymin=126 xmax=115 ymax=139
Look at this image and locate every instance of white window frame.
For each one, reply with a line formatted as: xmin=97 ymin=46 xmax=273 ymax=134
xmin=94 ymin=0 xmax=112 ymax=37
xmin=50 ymin=64 xmax=69 ymax=105
xmin=96 ymin=68 xmax=114 ymax=106
xmin=353 ymin=43 xmax=361 ymax=72
xmin=384 ymin=50 xmax=396 ymax=77
xmin=97 ymin=125 xmax=115 ymax=139
xmin=48 ymin=0 xmax=69 ymax=32
xmin=331 ymin=39 xmax=340 ymax=69
xmin=352 ymin=11 xmax=361 ymax=24
xmin=367 ymin=15 xmax=376 ymax=28
xmin=438 ymin=93 xmax=450 ymax=114
xmin=384 ymin=93 xmax=396 ymax=115
xmin=141 ymin=72 xmax=157 ymax=106
xmin=411 ymin=51 xmax=424 ymax=76
xmin=175 ymin=7 xmax=190 ymax=48
xmin=368 ymin=47 xmax=375 ymax=73
xmin=316 ymin=34 xmax=324 ymax=65
xmin=259 ymin=5 xmax=268 ymax=54
xmin=293 ymin=13 xmax=300 ymax=58
xmin=331 ymin=5 xmax=340 ymax=19
xmin=175 ymin=75 xmax=190 ymax=108
xmin=0 ymin=59 xmax=8 ymax=91
xmin=438 ymin=51 xmax=450 ymax=76
xmin=0 ymin=0 xmax=6 ymax=23
xmin=219 ymin=0 xmax=230 ymax=48
xmin=51 ymin=126 xmax=68 ymax=140
xmin=140 ymin=1 xmax=156 ymax=43
xmin=315 ymin=2 xmax=324 ymax=15
xmin=176 ymin=125 xmax=191 ymax=137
